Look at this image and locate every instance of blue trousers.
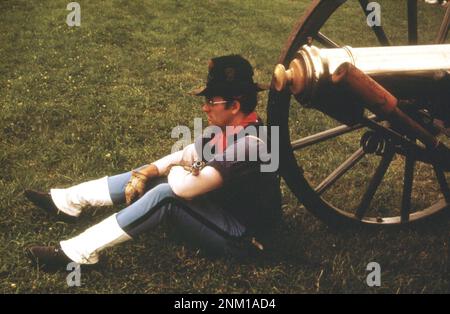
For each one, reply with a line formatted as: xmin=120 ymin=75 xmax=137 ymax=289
xmin=107 ymin=167 xmax=247 ymax=257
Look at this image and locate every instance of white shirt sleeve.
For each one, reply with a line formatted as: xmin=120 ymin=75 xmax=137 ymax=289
xmin=152 ymin=143 xmax=198 ymax=175
xmin=167 ymin=165 xmax=223 ymax=199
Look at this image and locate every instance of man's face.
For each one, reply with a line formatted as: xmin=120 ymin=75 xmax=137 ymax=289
xmin=202 ymin=96 xmax=236 ymax=127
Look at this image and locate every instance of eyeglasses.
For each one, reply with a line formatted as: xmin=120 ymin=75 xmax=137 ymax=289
xmin=204 ymin=99 xmax=228 ymax=107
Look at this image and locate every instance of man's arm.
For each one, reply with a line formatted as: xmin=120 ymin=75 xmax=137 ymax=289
xmin=167 ymin=165 xmax=223 ymax=199
xmin=139 ymin=143 xmax=198 ymax=177
xmin=125 ymin=144 xmax=199 ymax=204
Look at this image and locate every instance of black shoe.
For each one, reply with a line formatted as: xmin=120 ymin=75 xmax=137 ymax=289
xmin=24 ymin=189 xmax=77 ymax=223
xmin=26 ymin=245 xmax=73 ymax=271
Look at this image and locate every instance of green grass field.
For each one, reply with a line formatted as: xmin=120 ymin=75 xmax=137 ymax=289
xmin=1 ymin=0 xmax=449 ymax=293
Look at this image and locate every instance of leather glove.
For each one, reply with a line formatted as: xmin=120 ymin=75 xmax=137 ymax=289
xmin=125 ymin=171 xmax=148 ymax=205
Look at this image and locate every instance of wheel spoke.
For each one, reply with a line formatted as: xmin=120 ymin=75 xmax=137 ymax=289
xmin=315 ymin=148 xmax=366 ymax=195
xmin=358 ymin=0 xmax=391 ymax=46
xmin=362 ymin=118 xmax=420 ymax=150
xmin=433 ymin=165 xmax=450 ymax=203
xmin=435 ymin=4 xmax=450 ymax=44
xmin=316 ymin=32 xmax=340 ymax=48
xmin=407 ymin=0 xmax=418 ymax=44
xmin=401 ymin=155 xmax=415 ymax=223
xmin=355 ymin=149 xmax=395 ymax=219
xmin=292 ymin=124 xmax=363 ymax=150
xmin=292 ymin=115 xmax=380 ymax=150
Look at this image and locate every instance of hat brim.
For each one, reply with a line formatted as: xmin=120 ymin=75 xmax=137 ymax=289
xmin=189 ymin=83 xmax=268 ymax=97
xmin=189 ymin=86 xmax=208 ymax=96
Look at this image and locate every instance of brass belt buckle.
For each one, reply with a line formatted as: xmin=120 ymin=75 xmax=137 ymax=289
xmin=190 ymin=160 xmax=206 ymax=176
xmin=251 ymin=237 xmax=264 ymax=251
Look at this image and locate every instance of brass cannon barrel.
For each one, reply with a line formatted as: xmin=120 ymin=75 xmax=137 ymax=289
xmin=273 ymin=44 xmax=450 ymax=105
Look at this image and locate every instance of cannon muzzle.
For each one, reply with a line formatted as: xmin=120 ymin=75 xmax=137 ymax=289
xmin=273 ymin=44 xmax=450 ymax=106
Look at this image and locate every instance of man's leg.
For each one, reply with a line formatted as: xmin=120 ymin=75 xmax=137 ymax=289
xmin=50 ymin=176 xmax=113 ymax=217
xmin=29 ymin=183 xmax=246 ymax=268
xmin=25 ymin=165 xmax=160 ymax=218
xmin=106 ymin=167 xmax=167 ymax=205
xmin=116 ymin=183 xmax=246 ymax=257
xmin=26 ymin=212 xmax=132 ymax=269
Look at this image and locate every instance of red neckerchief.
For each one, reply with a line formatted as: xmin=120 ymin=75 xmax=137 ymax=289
xmin=209 ymin=111 xmax=259 ymax=154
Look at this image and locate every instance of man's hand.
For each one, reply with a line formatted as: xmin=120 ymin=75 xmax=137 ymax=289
xmin=125 ymin=171 xmax=148 ymax=205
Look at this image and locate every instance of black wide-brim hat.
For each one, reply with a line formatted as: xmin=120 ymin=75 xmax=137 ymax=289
xmin=191 ymin=55 xmax=268 ymax=98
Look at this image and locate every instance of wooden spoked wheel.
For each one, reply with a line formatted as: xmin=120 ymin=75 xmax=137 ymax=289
xmin=268 ymin=0 xmax=450 ymax=226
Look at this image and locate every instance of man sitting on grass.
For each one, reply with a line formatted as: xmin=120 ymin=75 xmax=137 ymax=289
xmin=25 ymin=55 xmax=281 ymax=270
